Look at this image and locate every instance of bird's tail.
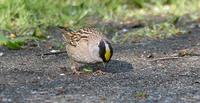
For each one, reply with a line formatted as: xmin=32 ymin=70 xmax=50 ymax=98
xmin=57 ymin=26 xmax=73 ymax=32
xmin=57 ymin=26 xmax=73 ymax=42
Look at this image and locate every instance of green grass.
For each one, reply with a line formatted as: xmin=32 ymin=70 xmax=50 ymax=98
xmin=0 ymin=34 xmax=37 ymax=49
xmin=0 ymin=0 xmax=200 ymax=49
xmin=134 ymin=91 xmax=148 ymax=99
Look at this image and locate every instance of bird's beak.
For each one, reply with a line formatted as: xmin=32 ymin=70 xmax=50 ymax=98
xmin=102 ymin=62 xmax=107 ymax=68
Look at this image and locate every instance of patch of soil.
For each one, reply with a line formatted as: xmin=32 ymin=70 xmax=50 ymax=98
xmin=0 ymin=25 xmax=200 ymax=102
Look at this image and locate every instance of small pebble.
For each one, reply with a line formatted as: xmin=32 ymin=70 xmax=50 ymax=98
xmin=122 ymin=28 xmax=128 ymax=32
xmin=60 ymin=73 xmax=65 ymax=76
xmin=50 ymin=50 xmax=60 ymax=53
xmin=0 ymin=52 xmax=4 ymax=56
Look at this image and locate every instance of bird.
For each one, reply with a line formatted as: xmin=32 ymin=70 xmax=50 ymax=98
xmin=59 ymin=27 xmax=113 ymax=74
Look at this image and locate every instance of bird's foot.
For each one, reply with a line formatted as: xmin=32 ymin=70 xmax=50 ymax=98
xmin=72 ymin=69 xmax=81 ymax=75
xmin=93 ymin=69 xmax=106 ymax=76
xmin=71 ymin=66 xmax=81 ymax=75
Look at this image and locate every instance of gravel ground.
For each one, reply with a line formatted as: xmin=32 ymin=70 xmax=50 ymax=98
xmin=0 ymin=26 xmax=200 ymax=103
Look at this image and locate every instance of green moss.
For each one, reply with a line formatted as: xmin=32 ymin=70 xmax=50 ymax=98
xmin=134 ymin=91 xmax=148 ymax=99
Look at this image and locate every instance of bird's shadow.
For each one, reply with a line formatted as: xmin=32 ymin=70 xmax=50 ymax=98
xmin=79 ymin=60 xmax=133 ymax=74
xmin=103 ymin=60 xmax=133 ymax=73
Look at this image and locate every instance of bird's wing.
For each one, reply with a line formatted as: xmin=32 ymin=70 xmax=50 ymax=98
xmin=61 ymin=28 xmax=91 ymax=47
xmin=60 ymin=27 xmax=104 ymax=47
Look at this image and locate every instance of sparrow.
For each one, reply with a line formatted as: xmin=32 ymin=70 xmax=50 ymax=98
xmin=59 ymin=27 xmax=113 ymax=74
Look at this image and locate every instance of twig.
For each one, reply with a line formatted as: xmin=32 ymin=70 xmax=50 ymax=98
xmin=36 ymin=51 xmax=67 ymax=56
xmin=148 ymin=56 xmax=183 ymax=62
xmin=184 ymin=54 xmax=200 ymax=56
xmin=149 ymin=53 xmax=200 ymax=62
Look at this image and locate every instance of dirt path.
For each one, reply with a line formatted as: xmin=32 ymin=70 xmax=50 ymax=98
xmin=0 ymin=27 xmax=200 ymax=103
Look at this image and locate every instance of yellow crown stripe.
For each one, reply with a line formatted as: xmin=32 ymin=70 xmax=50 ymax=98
xmin=105 ymin=50 xmax=111 ymax=62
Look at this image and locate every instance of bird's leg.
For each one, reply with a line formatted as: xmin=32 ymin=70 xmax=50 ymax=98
xmin=71 ymin=65 xmax=81 ymax=75
xmin=71 ymin=61 xmax=81 ymax=75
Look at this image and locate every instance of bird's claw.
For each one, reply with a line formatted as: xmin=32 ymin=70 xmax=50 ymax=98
xmin=72 ymin=70 xmax=81 ymax=75
xmin=93 ymin=70 xmax=106 ymax=76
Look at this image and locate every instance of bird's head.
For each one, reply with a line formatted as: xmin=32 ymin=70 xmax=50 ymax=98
xmin=98 ymin=39 xmax=113 ymax=63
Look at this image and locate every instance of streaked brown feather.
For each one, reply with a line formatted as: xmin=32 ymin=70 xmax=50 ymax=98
xmin=60 ymin=28 xmax=103 ymax=47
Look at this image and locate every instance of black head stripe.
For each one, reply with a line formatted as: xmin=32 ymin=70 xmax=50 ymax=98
xmin=98 ymin=40 xmax=106 ymax=62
